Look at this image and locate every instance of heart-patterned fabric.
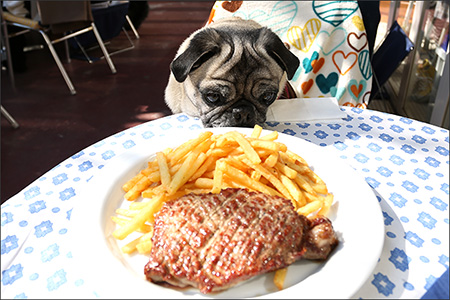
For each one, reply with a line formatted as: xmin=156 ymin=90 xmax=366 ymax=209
xmin=208 ymin=0 xmax=373 ymax=108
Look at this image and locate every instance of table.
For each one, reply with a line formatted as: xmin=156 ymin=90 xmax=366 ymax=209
xmin=1 ymin=107 xmax=448 ymax=299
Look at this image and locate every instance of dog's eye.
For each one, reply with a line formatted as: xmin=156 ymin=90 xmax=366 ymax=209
xmin=261 ymin=91 xmax=277 ymax=105
xmin=205 ymin=92 xmax=222 ymax=104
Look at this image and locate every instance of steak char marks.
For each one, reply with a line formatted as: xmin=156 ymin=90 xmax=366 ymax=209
xmin=144 ymin=188 xmax=338 ymax=294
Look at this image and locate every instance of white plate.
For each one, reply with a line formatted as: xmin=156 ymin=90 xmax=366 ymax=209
xmin=72 ymin=127 xmax=384 ymax=299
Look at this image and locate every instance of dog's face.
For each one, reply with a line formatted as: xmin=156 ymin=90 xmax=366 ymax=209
xmin=165 ymin=18 xmax=299 ymax=128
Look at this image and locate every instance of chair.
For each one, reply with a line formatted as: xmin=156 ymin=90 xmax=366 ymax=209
xmin=1 ymin=105 xmax=20 ymax=129
xmin=1 ymin=8 xmax=17 ymax=90
xmin=1 ymin=10 xmax=19 ymax=128
xmin=1 ymin=1 xmax=117 ymax=95
xmin=91 ymin=0 xmax=140 ymax=41
xmin=70 ymin=0 xmax=139 ymax=63
xmin=370 ymin=21 xmax=415 ymax=99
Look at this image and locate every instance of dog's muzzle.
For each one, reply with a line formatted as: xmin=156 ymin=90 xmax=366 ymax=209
xmin=204 ymin=101 xmax=260 ymax=128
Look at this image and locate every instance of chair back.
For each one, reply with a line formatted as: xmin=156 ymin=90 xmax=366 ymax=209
xmin=37 ymin=1 xmax=93 ymax=34
xmin=371 ymin=21 xmax=414 ymax=96
xmin=70 ymin=1 xmax=129 ymax=49
xmin=92 ymin=1 xmax=129 ymax=41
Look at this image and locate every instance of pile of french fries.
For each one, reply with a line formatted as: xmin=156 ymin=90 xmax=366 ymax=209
xmin=111 ymin=125 xmax=333 ymax=290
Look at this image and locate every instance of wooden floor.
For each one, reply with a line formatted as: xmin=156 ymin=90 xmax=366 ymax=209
xmin=1 ymin=2 xmax=214 ymax=202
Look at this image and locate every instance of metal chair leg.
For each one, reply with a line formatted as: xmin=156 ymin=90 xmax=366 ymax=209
xmin=64 ymin=38 xmax=71 ymax=63
xmin=39 ymin=30 xmax=77 ymax=95
xmin=1 ymin=14 xmax=16 ymax=91
xmin=1 ymin=105 xmax=19 ymax=129
xmin=125 ymin=15 xmax=139 ymax=39
xmin=91 ymin=22 xmax=116 ymax=74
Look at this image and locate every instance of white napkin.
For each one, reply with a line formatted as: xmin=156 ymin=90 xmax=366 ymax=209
xmin=266 ymin=97 xmax=347 ymax=123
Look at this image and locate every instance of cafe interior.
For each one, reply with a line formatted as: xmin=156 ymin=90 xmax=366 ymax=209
xmin=1 ymin=1 xmax=449 ymax=202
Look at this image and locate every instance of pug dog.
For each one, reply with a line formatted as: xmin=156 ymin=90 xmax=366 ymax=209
xmin=164 ymin=17 xmax=299 ymax=128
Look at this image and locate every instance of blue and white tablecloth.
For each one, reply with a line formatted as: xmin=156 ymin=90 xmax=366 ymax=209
xmin=1 ymin=107 xmax=449 ymax=298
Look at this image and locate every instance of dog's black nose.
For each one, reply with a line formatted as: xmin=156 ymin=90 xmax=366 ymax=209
xmin=232 ymin=106 xmax=251 ymax=124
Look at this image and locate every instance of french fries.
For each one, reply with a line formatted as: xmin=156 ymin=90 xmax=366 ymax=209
xmin=274 ymin=268 xmax=288 ymax=290
xmin=111 ymin=125 xmax=334 ymax=290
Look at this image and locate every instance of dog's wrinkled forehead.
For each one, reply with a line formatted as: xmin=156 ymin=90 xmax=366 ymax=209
xmin=171 ymin=23 xmax=299 ymax=83
xmin=207 ymin=25 xmax=298 ymax=79
xmin=214 ymin=26 xmax=268 ymax=48
xmin=217 ymin=28 xmax=269 ymax=69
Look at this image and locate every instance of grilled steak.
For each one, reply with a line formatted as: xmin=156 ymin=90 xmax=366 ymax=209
xmin=144 ymin=188 xmax=338 ymax=294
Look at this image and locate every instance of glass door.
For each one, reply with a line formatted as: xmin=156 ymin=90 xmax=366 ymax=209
xmin=379 ymin=1 xmax=449 ymax=128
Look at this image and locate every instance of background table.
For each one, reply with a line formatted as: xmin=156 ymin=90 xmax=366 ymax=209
xmin=1 ymin=107 xmax=448 ymax=298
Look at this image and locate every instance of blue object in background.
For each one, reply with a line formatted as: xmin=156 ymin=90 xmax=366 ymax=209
xmin=370 ymin=20 xmax=414 ymax=98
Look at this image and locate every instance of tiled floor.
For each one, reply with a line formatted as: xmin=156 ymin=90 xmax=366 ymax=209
xmin=1 ymin=2 xmax=214 ymax=202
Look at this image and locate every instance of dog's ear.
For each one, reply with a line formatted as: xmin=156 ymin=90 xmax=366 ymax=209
xmin=171 ymin=28 xmax=221 ymax=82
xmin=262 ymin=29 xmax=300 ymax=80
